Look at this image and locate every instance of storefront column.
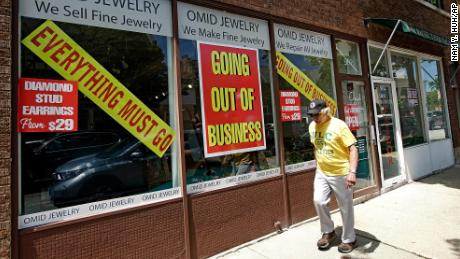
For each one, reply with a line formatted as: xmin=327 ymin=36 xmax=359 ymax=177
xmin=171 ymin=0 xmax=192 ymax=258
xmin=268 ymin=20 xmax=291 ymax=228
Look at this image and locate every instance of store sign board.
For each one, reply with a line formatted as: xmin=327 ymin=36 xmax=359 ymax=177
xmin=274 ymin=23 xmax=332 ymax=59
xmin=187 ymin=167 xmax=280 ymax=194
xmin=198 ymin=42 xmax=266 ymax=157
xmin=178 ymin=2 xmax=269 ymax=50
xmin=19 ymin=187 xmax=181 ymax=229
xmin=22 ymin=20 xmax=175 ymax=158
xmin=20 ymin=0 xmax=172 ymax=37
xmin=280 ymin=90 xmax=301 ymax=122
xmin=344 ymin=104 xmax=360 ymax=131
xmin=17 ymin=78 xmax=78 ymax=132
xmin=275 ymin=51 xmax=337 ymax=113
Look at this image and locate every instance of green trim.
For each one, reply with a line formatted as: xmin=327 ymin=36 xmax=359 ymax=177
xmin=365 ymin=18 xmax=450 ymax=46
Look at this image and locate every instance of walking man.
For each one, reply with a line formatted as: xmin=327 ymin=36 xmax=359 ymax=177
xmin=308 ymin=99 xmax=358 ymax=253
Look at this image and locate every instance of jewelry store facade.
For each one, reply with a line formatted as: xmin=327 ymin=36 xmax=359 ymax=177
xmin=1 ymin=0 xmax=458 ymax=258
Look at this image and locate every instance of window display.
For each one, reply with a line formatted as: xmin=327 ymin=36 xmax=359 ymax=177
xmin=19 ymin=0 xmax=179 ymax=227
xmin=421 ymin=59 xmax=449 ymax=140
xmin=336 ymin=40 xmax=362 ymax=75
xmin=391 ymin=52 xmax=426 ymax=147
xmin=178 ymin=3 xmax=279 ymax=193
xmin=274 ymin=23 xmax=336 ymax=173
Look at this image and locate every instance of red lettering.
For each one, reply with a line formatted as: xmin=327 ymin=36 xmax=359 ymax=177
xmin=128 ymin=108 xmax=145 ymax=127
xmin=70 ymin=56 xmax=95 ymax=79
xmin=43 ymin=34 xmax=64 ymax=53
xmin=30 ymin=26 xmax=54 ymax=47
xmin=152 ymin=128 xmax=166 ymax=146
xmin=143 ymin=118 xmax=158 ymax=138
xmin=91 ymin=78 xmax=109 ymax=95
xmin=84 ymin=71 xmax=104 ymax=90
xmin=118 ymin=99 xmax=137 ymax=120
xmin=60 ymin=50 xmax=80 ymax=71
xmin=159 ymin=134 xmax=173 ymax=152
xmin=137 ymin=114 xmax=152 ymax=133
xmin=108 ymin=91 xmax=123 ymax=109
xmin=50 ymin=43 xmax=71 ymax=63
xmin=98 ymin=82 xmax=116 ymax=102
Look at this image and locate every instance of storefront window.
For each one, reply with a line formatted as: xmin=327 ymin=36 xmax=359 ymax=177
xmin=342 ymin=81 xmax=374 ymax=189
xmin=19 ymin=0 xmax=179 ymax=228
xmin=336 ymin=40 xmax=362 ymax=75
xmin=421 ymin=59 xmax=449 ymax=140
xmin=274 ymin=23 xmax=335 ymax=173
xmin=391 ymin=52 xmax=426 ymax=147
xmin=369 ymin=46 xmax=390 ymax=78
xmin=178 ymin=3 xmax=279 ymax=193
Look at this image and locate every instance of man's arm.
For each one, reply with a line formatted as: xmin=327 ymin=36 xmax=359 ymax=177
xmin=346 ymin=144 xmax=358 ymax=188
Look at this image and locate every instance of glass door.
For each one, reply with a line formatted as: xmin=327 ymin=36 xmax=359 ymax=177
xmin=372 ymin=80 xmax=406 ymax=188
xmin=342 ymin=81 xmax=374 ymax=189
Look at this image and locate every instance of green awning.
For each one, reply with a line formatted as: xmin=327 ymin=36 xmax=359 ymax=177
xmin=364 ymin=18 xmax=450 ymax=46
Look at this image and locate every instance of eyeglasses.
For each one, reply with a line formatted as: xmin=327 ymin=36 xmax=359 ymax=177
xmin=308 ymin=113 xmax=320 ymax=118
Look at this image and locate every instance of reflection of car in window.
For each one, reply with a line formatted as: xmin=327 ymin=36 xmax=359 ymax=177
xmin=428 ymin=111 xmax=444 ymax=130
xmin=49 ymin=138 xmax=170 ymax=207
xmin=23 ymin=131 xmax=122 ymax=191
xmin=182 ymin=129 xmax=225 ymax=182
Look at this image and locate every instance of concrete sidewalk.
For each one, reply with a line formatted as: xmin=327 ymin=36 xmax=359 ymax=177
xmin=211 ymin=166 xmax=460 ymax=259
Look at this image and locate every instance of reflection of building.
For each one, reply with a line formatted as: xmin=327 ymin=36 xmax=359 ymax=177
xmin=2 ymin=0 xmax=459 ymax=258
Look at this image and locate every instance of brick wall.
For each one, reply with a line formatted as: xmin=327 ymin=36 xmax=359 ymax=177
xmin=0 ymin=0 xmax=11 ymax=258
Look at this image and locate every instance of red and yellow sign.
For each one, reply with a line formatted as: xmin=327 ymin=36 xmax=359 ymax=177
xmin=22 ymin=20 xmax=175 ymax=157
xmin=280 ymin=90 xmax=301 ymax=122
xmin=17 ymin=78 xmax=78 ymax=132
xmin=275 ymin=51 xmax=337 ymax=114
xmin=198 ymin=43 xmax=265 ymax=157
xmin=344 ymin=104 xmax=360 ymax=131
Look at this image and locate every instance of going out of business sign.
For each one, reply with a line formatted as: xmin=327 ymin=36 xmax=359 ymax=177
xmin=198 ymin=42 xmax=266 ymax=158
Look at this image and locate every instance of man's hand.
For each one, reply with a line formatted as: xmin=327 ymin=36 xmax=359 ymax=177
xmin=346 ymin=144 xmax=358 ymax=189
xmin=346 ymin=172 xmax=356 ymax=189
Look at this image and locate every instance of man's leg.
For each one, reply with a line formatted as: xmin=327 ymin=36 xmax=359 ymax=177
xmin=329 ymin=175 xmax=356 ymax=243
xmin=313 ymin=170 xmax=334 ymax=234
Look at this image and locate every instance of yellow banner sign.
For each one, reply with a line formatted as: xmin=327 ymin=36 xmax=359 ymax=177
xmin=22 ymin=20 xmax=175 ymax=157
xmin=275 ymin=51 xmax=337 ymax=114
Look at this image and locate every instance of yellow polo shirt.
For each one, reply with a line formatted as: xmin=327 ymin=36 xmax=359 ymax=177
xmin=309 ymin=117 xmax=357 ymax=176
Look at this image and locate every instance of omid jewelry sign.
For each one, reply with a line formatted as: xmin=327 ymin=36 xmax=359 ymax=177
xmin=22 ymin=20 xmax=175 ymax=157
xmin=198 ymin=42 xmax=266 ymax=157
xmin=17 ymin=78 xmax=78 ymax=132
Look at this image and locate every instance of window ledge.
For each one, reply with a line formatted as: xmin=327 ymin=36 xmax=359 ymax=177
xmin=413 ymin=0 xmax=451 ymax=18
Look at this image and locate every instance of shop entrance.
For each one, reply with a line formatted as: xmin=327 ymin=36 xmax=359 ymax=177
xmin=371 ymin=78 xmax=406 ymax=189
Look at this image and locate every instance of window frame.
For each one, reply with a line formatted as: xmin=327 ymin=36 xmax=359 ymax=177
xmin=368 ymin=41 xmax=452 ymax=147
xmin=418 ymin=57 xmax=451 ymax=142
xmin=16 ymin=16 xmax=181 ymax=228
xmin=335 ymin=39 xmax=363 ymax=76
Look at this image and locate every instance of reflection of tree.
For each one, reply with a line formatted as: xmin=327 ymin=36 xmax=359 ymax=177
xmin=422 ymin=60 xmax=442 ymax=112
xmin=69 ymin=25 xmax=169 ymax=110
xmin=392 ymin=54 xmax=424 ymax=146
xmin=305 ymin=56 xmax=334 ymax=97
